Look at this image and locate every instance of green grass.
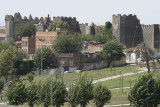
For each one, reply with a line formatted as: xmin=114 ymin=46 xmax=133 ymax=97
xmin=95 ymin=70 xmax=160 ymax=106
xmin=7 ymin=65 xmax=160 ymax=107
xmin=96 ymin=70 xmax=160 ymax=89
xmin=31 ymin=65 xmax=138 ymax=85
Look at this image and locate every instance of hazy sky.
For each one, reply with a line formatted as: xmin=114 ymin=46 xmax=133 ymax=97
xmin=0 ymin=0 xmax=160 ymax=26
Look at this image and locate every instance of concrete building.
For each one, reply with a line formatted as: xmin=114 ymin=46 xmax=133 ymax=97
xmin=0 ymin=26 xmax=6 ymax=41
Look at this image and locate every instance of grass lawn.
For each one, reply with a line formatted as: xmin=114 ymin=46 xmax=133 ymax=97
xmin=94 ymin=70 xmax=160 ymax=105
xmin=3 ymin=65 xmax=160 ymax=107
xmin=32 ymin=65 xmax=138 ymax=85
xmin=96 ymin=70 xmax=160 ymax=89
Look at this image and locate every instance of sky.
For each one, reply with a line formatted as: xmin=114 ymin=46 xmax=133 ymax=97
xmin=0 ymin=0 xmax=160 ymax=26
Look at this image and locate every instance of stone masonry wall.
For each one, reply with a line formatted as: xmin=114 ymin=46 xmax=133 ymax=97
xmin=112 ymin=14 xmax=160 ymax=49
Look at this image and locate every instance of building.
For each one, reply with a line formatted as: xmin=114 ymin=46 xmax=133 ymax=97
xmin=53 ymin=53 xmax=80 ymax=72
xmin=36 ymin=31 xmax=58 ymax=49
xmin=0 ymin=26 xmax=6 ymax=41
xmin=21 ymin=36 xmax=35 ymax=55
xmin=112 ymin=14 xmax=160 ymax=49
xmin=35 ymin=30 xmax=75 ymax=49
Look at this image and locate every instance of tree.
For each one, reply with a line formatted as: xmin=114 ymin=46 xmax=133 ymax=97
xmin=38 ymin=78 xmax=67 ymax=107
xmin=104 ymin=21 xmax=112 ymax=33
xmin=14 ymin=22 xmax=36 ymax=40
xmin=7 ymin=80 xmax=27 ymax=105
xmin=80 ymin=34 xmax=94 ymax=42
xmin=26 ymin=73 xmax=34 ymax=83
xmin=34 ymin=47 xmax=53 ymax=69
xmin=128 ymin=74 xmax=159 ymax=107
xmin=154 ymin=78 xmax=160 ymax=105
xmin=0 ymin=78 xmax=4 ymax=100
xmin=0 ymin=48 xmax=20 ymax=81
xmin=93 ymin=84 xmax=111 ymax=107
xmin=136 ymin=43 xmax=154 ymax=73
xmin=52 ymin=34 xmax=82 ymax=53
xmin=54 ymin=68 xmax=62 ymax=79
xmin=67 ymin=84 xmax=81 ymax=107
xmin=49 ymin=21 xmax=69 ymax=31
xmin=102 ymin=40 xmax=124 ymax=67
xmin=26 ymin=82 xmax=39 ymax=107
xmin=77 ymin=74 xmax=93 ymax=107
xmin=94 ymin=21 xmax=115 ymax=44
xmin=0 ymin=42 xmax=10 ymax=52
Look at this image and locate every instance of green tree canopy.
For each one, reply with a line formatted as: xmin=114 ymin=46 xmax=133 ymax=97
xmin=26 ymin=82 xmax=39 ymax=107
xmin=0 ymin=78 xmax=4 ymax=94
xmin=104 ymin=21 xmax=112 ymax=32
xmin=52 ymin=34 xmax=82 ymax=53
xmin=34 ymin=47 xmax=53 ymax=69
xmin=94 ymin=21 xmax=115 ymax=44
xmin=67 ymin=84 xmax=81 ymax=107
xmin=77 ymin=74 xmax=93 ymax=107
xmin=93 ymin=84 xmax=111 ymax=107
xmin=102 ymin=40 xmax=124 ymax=67
xmin=0 ymin=41 xmax=15 ymax=52
xmin=128 ymin=74 xmax=160 ymax=107
xmin=38 ymin=78 xmax=67 ymax=107
xmin=26 ymin=73 xmax=34 ymax=83
xmin=49 ymin=21 xmax=69 ymax=31
xmin=0 ymin=48 xmax=21 ymax=80
xmin=7 ymin=80 xmax=27 ymax=105
xmin=14 ymin=22 xmax=36 ymax=40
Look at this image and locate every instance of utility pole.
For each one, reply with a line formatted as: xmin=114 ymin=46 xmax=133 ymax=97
xmin=122 ymin=73 xmax=123 ymax=93
xmin=119 ymin=71 xmax=121 ymax=88
xmin=3 ymin=78 xmax=5 ymax=105
xmin=39 ymin=38 xmax=45 ymax=88
xmin=51 ymin=77 xmax=53 ymax=107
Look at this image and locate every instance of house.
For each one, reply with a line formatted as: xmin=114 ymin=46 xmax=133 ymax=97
xmin=53 ymin=41 xmax=126 ymax=72
xmin=35 ymin=30 xmax=75 ymax=49
xmin=21 ymin=37 xmax=35 ymax=55
xmin=0 ymin=26 xmax=6 ymax=41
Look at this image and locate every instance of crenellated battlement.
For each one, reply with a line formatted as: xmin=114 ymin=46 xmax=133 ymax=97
xmin=5 ymin=12 xmax=81 ymax=38
xmin=112 ymin=14 xmax=160 ymax=49
xmin=5 ymin=15 xmax=14 ymax=21
xmin=141 ymin=24 xmax=159 ymax=28
xmin=113 ymin=14 xmax=137 ymax=19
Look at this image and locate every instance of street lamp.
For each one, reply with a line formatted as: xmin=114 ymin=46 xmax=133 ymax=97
xmin=39 ymin=38 xmax=45 ymax=88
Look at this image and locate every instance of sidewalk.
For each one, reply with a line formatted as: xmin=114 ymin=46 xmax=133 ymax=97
xmin=92 ymin=67 xmax=147 ymax=84
xmin=104 ymin=104 xmax=131 ymax=107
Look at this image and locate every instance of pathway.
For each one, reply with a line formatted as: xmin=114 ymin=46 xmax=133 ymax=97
xmin=92 ymin=67 xmax=147 ymax=84
xmin=104 ymin=104 xmax=131 ymax=107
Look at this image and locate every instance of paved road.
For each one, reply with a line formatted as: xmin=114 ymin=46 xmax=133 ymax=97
xmin=92 ymin=67 xmax=147 ymax=84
